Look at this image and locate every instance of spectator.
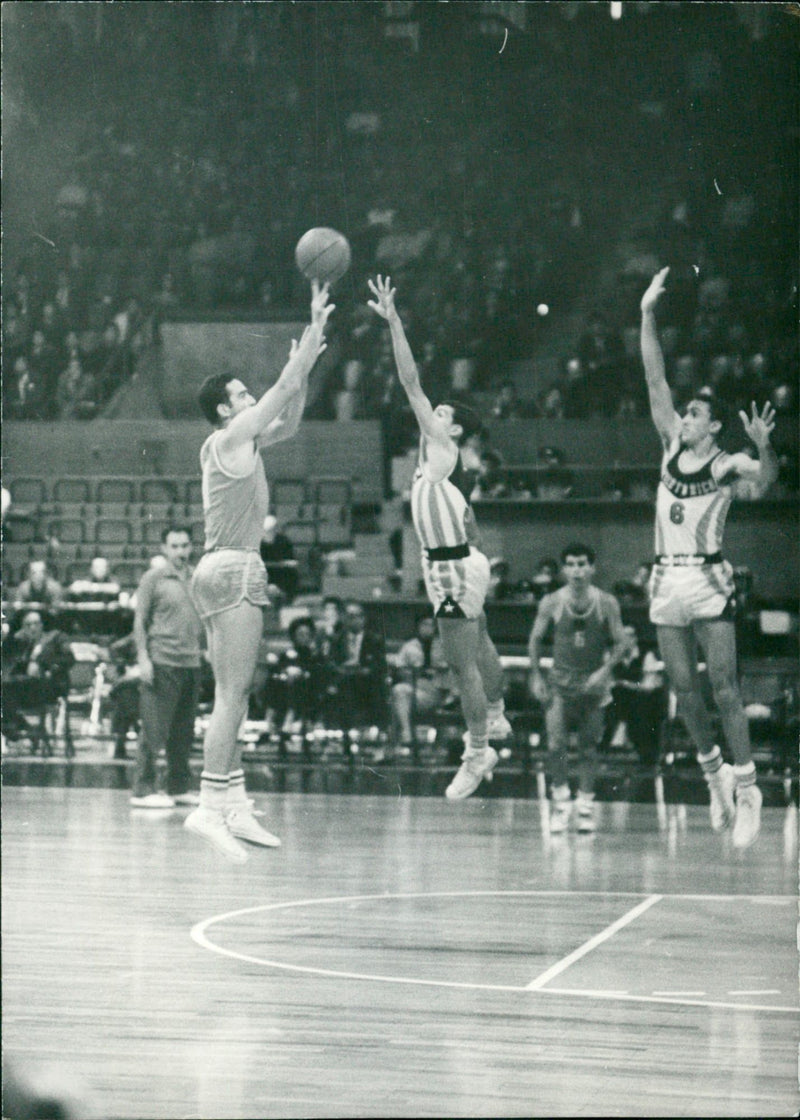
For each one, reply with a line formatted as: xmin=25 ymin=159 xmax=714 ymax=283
xmin=130 ymin=526 xmax=204 ymax=808
xmin=390 ymin=611 xmax=452 ymax=755
xmin=488 ymin=558 xmax=517 ymax=602
xmin=1 ymin=610 xmax=75 ymax=742
xmin=68 ymin=557 xmax=121 ymax=605
xmin=334 ymin=359 xmax=365 ymax=421
xmin=5 ymin=356 xmax=47 ymax=420
xmin=56 ymin=355 xmax=97 ymax=419
xmin=530 ymin=558 xmax=560 ymax=602
xmin=13 ymin=561 xmax=64 ymax=613
xmin=28 ymin=329 xmax=62 ymax=404
xmin=328 ymin=600 xmax=388 ymax=730
xmin=261 ymin=616 xmax=329 ymax=739
xmin=317 ymin=595 xmax=345 ymax=660
xmin=259 ymin=514 xmax=298 ymax=602
xmin=577 ymin=311 xmax=624 ymax=415
xmin=539 ymin=384 xmax=566 ymax=419
xmin=105 ymin=633 xmax=140 ymax=761
xmin=608 ymin=625 xmax=667 ymax=767
xmin=491 ymin=380 xmax=523 ymax=419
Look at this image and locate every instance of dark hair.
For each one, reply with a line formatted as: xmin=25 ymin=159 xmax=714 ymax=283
xmin=288 ymin=615 xmax=316 ymax=643
xmin=198 ymin=373 xmax=235 ymax=426
xmin=161 ymin=524 xmax=192 ymax=543
xmin=692 ymin=386 xmax=729 ymax=431
xmin=440 ymin=399 xmax=487 ymax=446
xmin=322 ymin=595 xmax=344 ymax=610
xmin=561 ymin=542 xmax=596 ymax=565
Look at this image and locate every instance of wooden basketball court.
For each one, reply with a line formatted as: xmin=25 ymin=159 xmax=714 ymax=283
xmin=3 ymin=786 xmax=798 ymax=1118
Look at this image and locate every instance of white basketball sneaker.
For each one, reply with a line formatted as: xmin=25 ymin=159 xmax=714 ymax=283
xmin=732 ymin=783 xmax=762 ymax=850
xmin=184 ymin=806 xmax=248 ymax=863
xmin=226 ymin=805 xmax=282 ymax=848
xmin=445 ymin=740 xmax=499 ymax=800
xmin=705 ymin=762 xmax=736 ymax=832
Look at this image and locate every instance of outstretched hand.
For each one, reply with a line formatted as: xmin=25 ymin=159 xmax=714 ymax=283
xmin=310 ymin=278 xmax=335 ymax=331
xmin=367 ymin=275 xmax=398 ymax=321
xmin=739 ymin=400 xmax=776 ymax=448
xmin=640 ymin=266 xmax=669 ymax=314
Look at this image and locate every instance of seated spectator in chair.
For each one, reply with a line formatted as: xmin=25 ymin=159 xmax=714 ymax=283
xmin=1 ymin=610 xmax=74 ymax=741
xmin=13 ymin=561 xmax=64 ymax=612
xmin=328 ymin=600 xmax=388 ymax=729
xmin=262 ymin=616 xmax=329 ymax=737
xmin=609 ymin=625 xmax=667 ymax=768
xmin=56 ymin=355 xmax=97 ymax=420
xmin=5 ymin=356 xmax=47 ymax=420
xmin=317 ymin=595 xmax=345 ymax=659
xmin=68 ymin=556 xmax=121 ymax=606
xmin=259 ymin=515 xmax=299 ymax=602
xmin=105 ymin=633 xmax=140 ymax=760
xmin=390 ymin=611 xmax=452 ymax=755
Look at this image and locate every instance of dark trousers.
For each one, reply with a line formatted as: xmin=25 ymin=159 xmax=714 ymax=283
xmin=134 ymin=664 xmax=200 ymax=796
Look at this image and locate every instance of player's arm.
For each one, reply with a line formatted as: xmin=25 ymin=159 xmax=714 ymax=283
xmin=256 ymin=346 xmax=312 ymax=449
xmin=527 ymin=597 xmax=553 ymax=704
xmin=132 ymin=571 xmax=155 ymax=685
xmin=713 ymin=401 xmax=779 ymax=499
xmin=640 ymin=268 xmax=680 ymax=449
xmin=222 ymin=281 xmax=333 ymax=452
xmin=584 ymin=595 xmax=631 ymax=695
xmin=367 ymin=276 xmax=451 ymax=448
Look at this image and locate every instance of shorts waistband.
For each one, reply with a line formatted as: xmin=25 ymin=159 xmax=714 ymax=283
xmin=206 ymin=546 xmax=261 ymax=554
xmin=425 ymin=543 xmax=471 ymax=562
xmin=655 ymin=552 xmax=723 ymax=567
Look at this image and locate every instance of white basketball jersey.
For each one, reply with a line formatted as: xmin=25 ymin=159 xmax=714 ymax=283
xmin=655 ymin=444 xmax=731 ymax=556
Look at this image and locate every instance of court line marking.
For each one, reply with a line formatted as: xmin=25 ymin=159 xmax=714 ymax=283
xmin=525 ymin=894 xmax=663 ymax=990
xmin=190 ymin=890 xmax=798 ymax=1014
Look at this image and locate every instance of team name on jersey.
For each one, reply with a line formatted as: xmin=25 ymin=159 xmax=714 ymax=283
xmin=660 ymin=467 xmax=718 ymax=500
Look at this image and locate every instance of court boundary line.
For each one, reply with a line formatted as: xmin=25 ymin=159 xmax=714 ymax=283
xmin=189 ymin=889 xmax=798 ymax=1014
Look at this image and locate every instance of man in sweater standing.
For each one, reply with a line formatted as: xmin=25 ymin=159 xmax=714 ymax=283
xmin=130 ymin=526 xmax=204 ymax=808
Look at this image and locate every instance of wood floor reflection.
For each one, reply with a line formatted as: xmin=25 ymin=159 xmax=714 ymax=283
xmin=2 ymin=787 xmax=798 ymax=1119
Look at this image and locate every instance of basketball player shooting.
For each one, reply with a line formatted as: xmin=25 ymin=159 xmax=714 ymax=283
xmin=367 ymin=275 xmax=512 ymax=800
xmin=640 ymin=266 xmax=779 ymax=848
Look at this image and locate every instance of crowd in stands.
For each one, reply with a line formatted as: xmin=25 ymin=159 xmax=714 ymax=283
xmin=4 ymin=4 xmax=795 ymax=442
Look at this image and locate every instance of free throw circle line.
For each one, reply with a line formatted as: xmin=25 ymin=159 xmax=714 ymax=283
xmin=190 ymin=889 xmax=798 ymax=1011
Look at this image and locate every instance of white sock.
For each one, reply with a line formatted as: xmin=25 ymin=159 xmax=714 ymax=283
xmin=200 ymin=771 xmax=229 ymax=812
xmin=226 ymin=768 xmax=250 ymax=807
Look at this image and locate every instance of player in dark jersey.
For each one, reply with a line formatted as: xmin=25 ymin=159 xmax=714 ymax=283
xmin=367 ymin=275 xmax=510 ymax=800
xmin=528 ymin=543 xmax=630 ymax=833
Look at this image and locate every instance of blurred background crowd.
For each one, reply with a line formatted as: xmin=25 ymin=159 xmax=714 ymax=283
xmin=3 ymin=1 xmax=797 ymax=438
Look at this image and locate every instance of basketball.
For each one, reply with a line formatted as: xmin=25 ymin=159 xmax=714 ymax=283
xmin=295 ymin=227 xmax=351 ymax=285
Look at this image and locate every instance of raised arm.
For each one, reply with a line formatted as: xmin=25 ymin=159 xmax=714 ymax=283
xmin=640 ymin=267 xmax=680 ymax=449
xmin=222 ymin=281 xmax=333 ymax=452
xmin=714 ymin=401 xmax=779 ymax=499
xmin=367 ymin=275 xmax=451 ymax=448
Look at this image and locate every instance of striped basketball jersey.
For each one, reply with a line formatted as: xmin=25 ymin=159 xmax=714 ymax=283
xmin=410 ymin=439 xmax=476 ymax=551
xmin=547 ymin=586 xmax=615 ymax=694
xmin=200 ymin=430 xmax=269 ymax=551
xmin=655 ymin=444 xmax=731 ymax=556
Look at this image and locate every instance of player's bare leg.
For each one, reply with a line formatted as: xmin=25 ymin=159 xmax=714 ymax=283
xmin=657 ymin=624 xmax=736 ymax=835
xmin=438 ymin=617 xmax=498 ymax=799
xmin=696 ymin=618 xmax=761 ymax=848
xmin=475 ymin=613 xmax=511 ymax=738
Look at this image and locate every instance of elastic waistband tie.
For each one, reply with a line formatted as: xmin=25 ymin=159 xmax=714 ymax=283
xmin=655 ymin=552 xmax=723 ymax=567
xmin=425 ymin=543 xmax=470 ymax=562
